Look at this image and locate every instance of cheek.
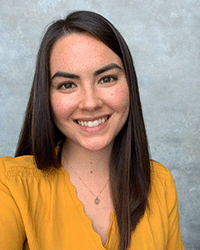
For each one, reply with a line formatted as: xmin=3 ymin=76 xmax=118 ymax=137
xmin=109 ymin=85 xmax=129 ymax=112
xmin=50 ymin=94 xmax=73 ymax=121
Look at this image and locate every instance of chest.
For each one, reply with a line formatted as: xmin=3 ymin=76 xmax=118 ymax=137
xmin=75 ymin=184 xmax=114 ymax=246
xmin=20 ymin=171 xmax=169 ymax=250
xmin=66 ymin=168 xmax=114 ymax=245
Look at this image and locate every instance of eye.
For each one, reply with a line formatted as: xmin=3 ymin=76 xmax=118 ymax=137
xmin=57 ymin=82 xmax=77 ymax=90
xmin=98 ymin=76 xmax=117 ymax=84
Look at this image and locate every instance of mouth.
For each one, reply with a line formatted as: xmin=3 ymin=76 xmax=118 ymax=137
xmin=75 ymin=115 xmax=110 ymax=127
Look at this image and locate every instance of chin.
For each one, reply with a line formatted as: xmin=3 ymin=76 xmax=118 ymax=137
xmin=80 ymin=139 xmax=113 ymax=152
xmin=82 ymin=144 xmax=108 ymax=152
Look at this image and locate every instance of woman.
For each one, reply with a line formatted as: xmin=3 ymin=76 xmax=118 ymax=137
xmin=0 ymin=11 xmax=184 ymax=249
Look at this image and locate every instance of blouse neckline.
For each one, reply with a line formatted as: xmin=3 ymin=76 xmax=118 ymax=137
xmin=58 ymin=165 xmax=115 ymax=249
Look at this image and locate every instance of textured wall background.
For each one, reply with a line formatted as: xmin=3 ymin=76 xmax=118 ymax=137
xmin=0 ymin=0 xmax=199 ymax=249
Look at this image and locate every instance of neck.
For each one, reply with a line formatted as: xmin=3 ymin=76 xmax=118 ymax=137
xmin=62 ymin=140 xmax=113 ymax=175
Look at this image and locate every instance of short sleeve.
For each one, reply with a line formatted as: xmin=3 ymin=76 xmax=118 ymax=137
xmin=0 ymin=158 xmax=26 ymax=249
xmin=166 ymin=169 xmax=184 ymax=250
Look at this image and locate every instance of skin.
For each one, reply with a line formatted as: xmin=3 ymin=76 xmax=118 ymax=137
xmin=49 ymin=33 xmax=130 ymax=245
xmin=50 ymin=33 xmax=129 ymax=153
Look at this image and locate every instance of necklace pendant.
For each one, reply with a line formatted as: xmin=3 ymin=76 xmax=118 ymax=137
xmin=94 ymin=197 xmax=100 ymax=205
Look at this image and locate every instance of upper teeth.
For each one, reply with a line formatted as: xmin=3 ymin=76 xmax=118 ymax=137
xmin=77 ymin=116 xmax=108 ymax=127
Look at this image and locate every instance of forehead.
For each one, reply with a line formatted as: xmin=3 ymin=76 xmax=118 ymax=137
xmin=50 ymin=33 xmax=123 ymax=75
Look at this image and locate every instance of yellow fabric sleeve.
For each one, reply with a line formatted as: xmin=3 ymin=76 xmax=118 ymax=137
xmin=0 ymin=157 xmax=26 ymax=249
xmin=165 ymin=166 xmax=184 ymax=249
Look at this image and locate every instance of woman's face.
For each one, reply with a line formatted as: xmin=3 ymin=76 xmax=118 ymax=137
xmin=50 ymin=33 xmax=129 ymax=151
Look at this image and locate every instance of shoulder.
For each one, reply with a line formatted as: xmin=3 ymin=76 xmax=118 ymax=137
xmin=0 ymin=155 xmax=57 ymax=181
xmin=149 ymin=160 xmax=178 ymax=206
xmin=0 ymin=155 xmax=38 ymax=178
xmin=150 ymin=160 xmax=175 ymax=186
xmin=0 ymin=155 xmax=36 ymax=169
xmin=0 ymin=156 xmax=62 ymax=208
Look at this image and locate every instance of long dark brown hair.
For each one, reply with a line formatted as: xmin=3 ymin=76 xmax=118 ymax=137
xmin=15 ymin=10 xmax=151 ymax=250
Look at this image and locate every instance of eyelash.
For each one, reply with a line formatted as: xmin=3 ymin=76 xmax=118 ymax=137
xmin=57 ymin=82 xmax=77 ymax=90
xmin=98 ymin=75 xmax=118 ymax=84
xmin=56 ymin=75 xmax=118 ymax=90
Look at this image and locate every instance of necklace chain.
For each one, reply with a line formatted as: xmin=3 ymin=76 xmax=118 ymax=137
xmin=69 ymin=165 xmax=109 ymax=205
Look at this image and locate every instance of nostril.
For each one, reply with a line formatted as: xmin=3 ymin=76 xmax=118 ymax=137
xmin=79 ymin=93 xmax=103 ymax=110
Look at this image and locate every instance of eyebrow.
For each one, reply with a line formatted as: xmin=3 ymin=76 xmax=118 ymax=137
xmin=93 ymin=63 xmax=123 ymax=76
xmin=50 ymin=63 xmax=123 ymax=81
xmin=51 ymin=72 xmax=79 ymax=81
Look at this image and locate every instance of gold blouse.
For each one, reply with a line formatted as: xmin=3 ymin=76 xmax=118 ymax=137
xmin=0 ymin=156 xmax=184 ymax=249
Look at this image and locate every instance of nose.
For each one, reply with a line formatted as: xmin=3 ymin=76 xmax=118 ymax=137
xmin=79 ymin=85 xmax=103 ymax=111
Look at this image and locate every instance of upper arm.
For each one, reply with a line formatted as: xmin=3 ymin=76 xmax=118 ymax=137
xmin=0 ymin=158 xmax=25 ymax=249
xmin=166 ymin=170 xmax=184 ymax=250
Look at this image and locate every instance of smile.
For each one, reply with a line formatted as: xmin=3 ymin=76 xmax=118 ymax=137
xmin=76 ymin=116 xmax=109 ymax=127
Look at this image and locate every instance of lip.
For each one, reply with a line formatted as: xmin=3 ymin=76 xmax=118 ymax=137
xmin=74 ymin=115 xmax=111 ymax=132
xmin=74 ymin=115 xmax=111 ymax=122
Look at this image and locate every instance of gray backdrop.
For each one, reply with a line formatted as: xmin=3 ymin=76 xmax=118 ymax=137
xmin=0 ymin=0 xmax=199 ymax=249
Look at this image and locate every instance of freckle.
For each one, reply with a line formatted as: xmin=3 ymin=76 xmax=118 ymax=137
xmin=90 ymin=162 xmax=93 ymax=164
xmin=90 ymin=171 xmax=93 ymax=173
